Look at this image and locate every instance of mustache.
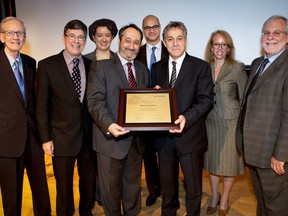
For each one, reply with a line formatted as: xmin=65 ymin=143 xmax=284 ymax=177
xmin=125 ymin=47 xmax=136 ymax=52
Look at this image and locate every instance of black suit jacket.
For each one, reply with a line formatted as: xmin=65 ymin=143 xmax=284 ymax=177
xmin=152 ymin=53 xmax=213 ymax=153
xmin=0 ymin=49 xmax=38 ymax=157
xmin=136 ymin=42 xmax=169 ymax=67
xmin=36 ymin=50 xmax=93 ymax=156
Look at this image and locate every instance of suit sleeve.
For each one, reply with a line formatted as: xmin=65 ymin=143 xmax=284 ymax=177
xmin=183 ymin=61 xmax=213 ymax=129
xmin=87 ymin=61 xmax=114 ymax=134
xmin=36 ymin=61 xmax=52 ymax=143
xmin=236 ymin=63 xmax=248 ymax=104
xmin=273 ymin=75 xmax=288 ymax=162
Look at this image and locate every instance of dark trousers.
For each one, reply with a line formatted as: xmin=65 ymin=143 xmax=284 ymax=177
xmin=52 ymin=146 xmax=96 ymax=216
xmin=97 ymin=141 xmax=142 ymax=216
xmin=143 ymin=137 xmax=161 ymax=197
xmin=249 ymin=165 xmax=288 ymax=216
xmin=157 ymin=141 xmax=203 ymax=216
xmin=0 ymin=130 xmax=51 ymax=216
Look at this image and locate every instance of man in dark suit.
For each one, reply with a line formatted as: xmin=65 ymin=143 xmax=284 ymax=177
xmin=87 ymin=24 xmax=149 ymax=216
xmin=0 ymin=16 xmax=51 ymax=216
xmin=152 ymin=21 xmax=213 ymax=216
xmin=36 ymin=20 xmax=96 ymax=216
xmin=136 ymin=14 xmax=169 ymax=207
xmin=236 ymin=15 xmax=288 ymax=215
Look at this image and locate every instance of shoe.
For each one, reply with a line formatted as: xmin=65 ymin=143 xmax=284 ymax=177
xmin=206 ymin=193 xmax=221 ymax=215
xmin=146 ymin=194 xmax=157 ymax=206
xmin=97 ymin=200 xmax=103 ymax=206
xmin=218 ymin=208 xmax=228 ymax=216
xmin=218 ymin=198 xmax=229 ymax=216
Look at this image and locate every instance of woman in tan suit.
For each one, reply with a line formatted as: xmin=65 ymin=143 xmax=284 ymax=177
xmin=204 ymin=30 xmax=247 ymax=216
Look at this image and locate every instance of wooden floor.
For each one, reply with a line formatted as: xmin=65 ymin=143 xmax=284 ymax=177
xmin=0 ymin=160 xmax=257 ymax=216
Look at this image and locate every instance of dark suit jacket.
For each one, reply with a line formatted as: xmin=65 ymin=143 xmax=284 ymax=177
xmin=136 ymin=42 xmax=169 ymax=67
xmin=87 ymin=54 xmax=149 ymax=160
xmin=152 ymin=53 xmax=213 ymax=153
xmin=84 ymin=49 xmax=116 ymax=62
xmin=236 ymin=49 xmax=288 ymax=168
xmin=36 ymin=50 xmax=93 ymax=156
xmin=0 ymin=49 xmax=38 ymax=157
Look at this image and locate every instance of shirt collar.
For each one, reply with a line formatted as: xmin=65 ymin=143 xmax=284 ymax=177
xmin=146 ymin=41 xmax=161 ymax=51
xmin=63 ymin=49 xmax=83 ymax=65
xmin=117 ymin=52 xmax=134 ymax=66
xmin=4 ymin=49 xmax=21 ymax=67
xmin=265 ymin=48 xmax=286 ymax=64
xmin=169 ymin=52 xmax=186 ymax=66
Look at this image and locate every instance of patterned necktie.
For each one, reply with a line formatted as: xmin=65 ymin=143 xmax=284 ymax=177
xmin=169 ymin=61 xmax=177 ymax=88
xmin=240 ymin=58 xmax=269 ymax=131
xmin=13 ymin=60 xmax=25 ymax=100
xmin=72 ymin=58 xmax=81 ymax=99
xmin=127 ymin=62 xmax=137 ymax=89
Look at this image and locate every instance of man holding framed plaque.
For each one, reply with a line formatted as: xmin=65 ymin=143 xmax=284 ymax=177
xmin=87 ymin=23 xmax=149 ymax=216
xmin=151 ymin=21 xmax=214 ymax=216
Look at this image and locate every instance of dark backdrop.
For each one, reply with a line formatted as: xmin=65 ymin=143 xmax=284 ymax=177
xmin=0 ymin=0 xmax=16 ymax=49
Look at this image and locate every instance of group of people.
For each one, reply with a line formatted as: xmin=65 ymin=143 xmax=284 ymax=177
xmin=0 ymin=13 xmax=287 ymax=216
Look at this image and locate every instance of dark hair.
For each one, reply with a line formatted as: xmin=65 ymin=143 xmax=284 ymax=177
xmin=88 ymin=18 xmax=118 ymax=42
xmin=63 ymin=20 xmax=87 ymax=38
xmin=118 ymin=23 xmax=143 ymax=42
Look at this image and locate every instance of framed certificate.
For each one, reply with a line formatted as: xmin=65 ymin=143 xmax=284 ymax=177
xmin=118 ymin=88 xmax=179 ymax=131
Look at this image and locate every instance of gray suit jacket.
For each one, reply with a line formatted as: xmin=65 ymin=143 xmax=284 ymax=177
xmin=87 ymin=54 xmax=149 ymax=159
xmin=236 ymin=49 xmax=288 ymax=168
xmin=212 ymin=62 xmax=247 ymax=120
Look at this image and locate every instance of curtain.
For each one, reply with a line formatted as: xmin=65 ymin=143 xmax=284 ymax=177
xmin=0 ymin=0 xmax=16 ymax=49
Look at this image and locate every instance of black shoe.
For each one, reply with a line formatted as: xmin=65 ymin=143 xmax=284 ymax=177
xmin=97 ymin=200 xmax=103 ymax=206
xmin=146 ymin=194 xmax=157 ymax=206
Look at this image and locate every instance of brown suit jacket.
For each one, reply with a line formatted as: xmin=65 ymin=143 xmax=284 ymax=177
xmin=236 ymin=49 xmax=288 ymax=168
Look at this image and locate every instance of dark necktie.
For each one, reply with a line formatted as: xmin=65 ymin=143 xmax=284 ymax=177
xmin=127 ymin=62 xmax=137 ymax=89
xmin=240 ymin=58 xmax=269 ymax=131
xmin=72 ymin=58 xmax=81 ymax=99
xmin=13 ymin=60 xmax=25 ymax=100
xmin=169 ymin=61 xmax=177 ymax=88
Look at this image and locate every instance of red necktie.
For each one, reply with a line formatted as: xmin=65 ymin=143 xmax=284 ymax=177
xmin=127 ymin=62 xmax=137 ymax=89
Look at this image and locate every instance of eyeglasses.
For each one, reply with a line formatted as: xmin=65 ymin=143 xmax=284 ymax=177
xmin=262 ymin=30 xmax=286 ymax=37
xmin=143 ymin=25 xmax=160 ymax=31
xmin=213 ymin=43 xmax=228 ymax=48
xmin=65 ymin=34 xmax=86 ymax=42
xmin=1 ymin=31 xmax=26 ymax=37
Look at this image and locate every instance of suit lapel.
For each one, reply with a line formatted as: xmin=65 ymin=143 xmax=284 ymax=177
xmin=250 ymin=49 xmax=288 ymax=93
xmin=57 ymin=52 xmax=81 ymax=101
xmin=113 ymin=56 xmax=130 ymax=88
xmin=215 ymin=62 xmax=231 ymax=82
xmin=0 ymin=50 xmax=25 ymax=103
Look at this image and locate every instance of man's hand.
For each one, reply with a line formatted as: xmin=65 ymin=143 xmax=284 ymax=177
xmin=169 ymin=115 xmax=185 ymax=133
xmin=42 ymin=141 xmax=54 ymax=156
xmin=108 ymin=123 xmax=130 ymax=137
xmin=271 ymin=156 xmax=285 ymax=175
